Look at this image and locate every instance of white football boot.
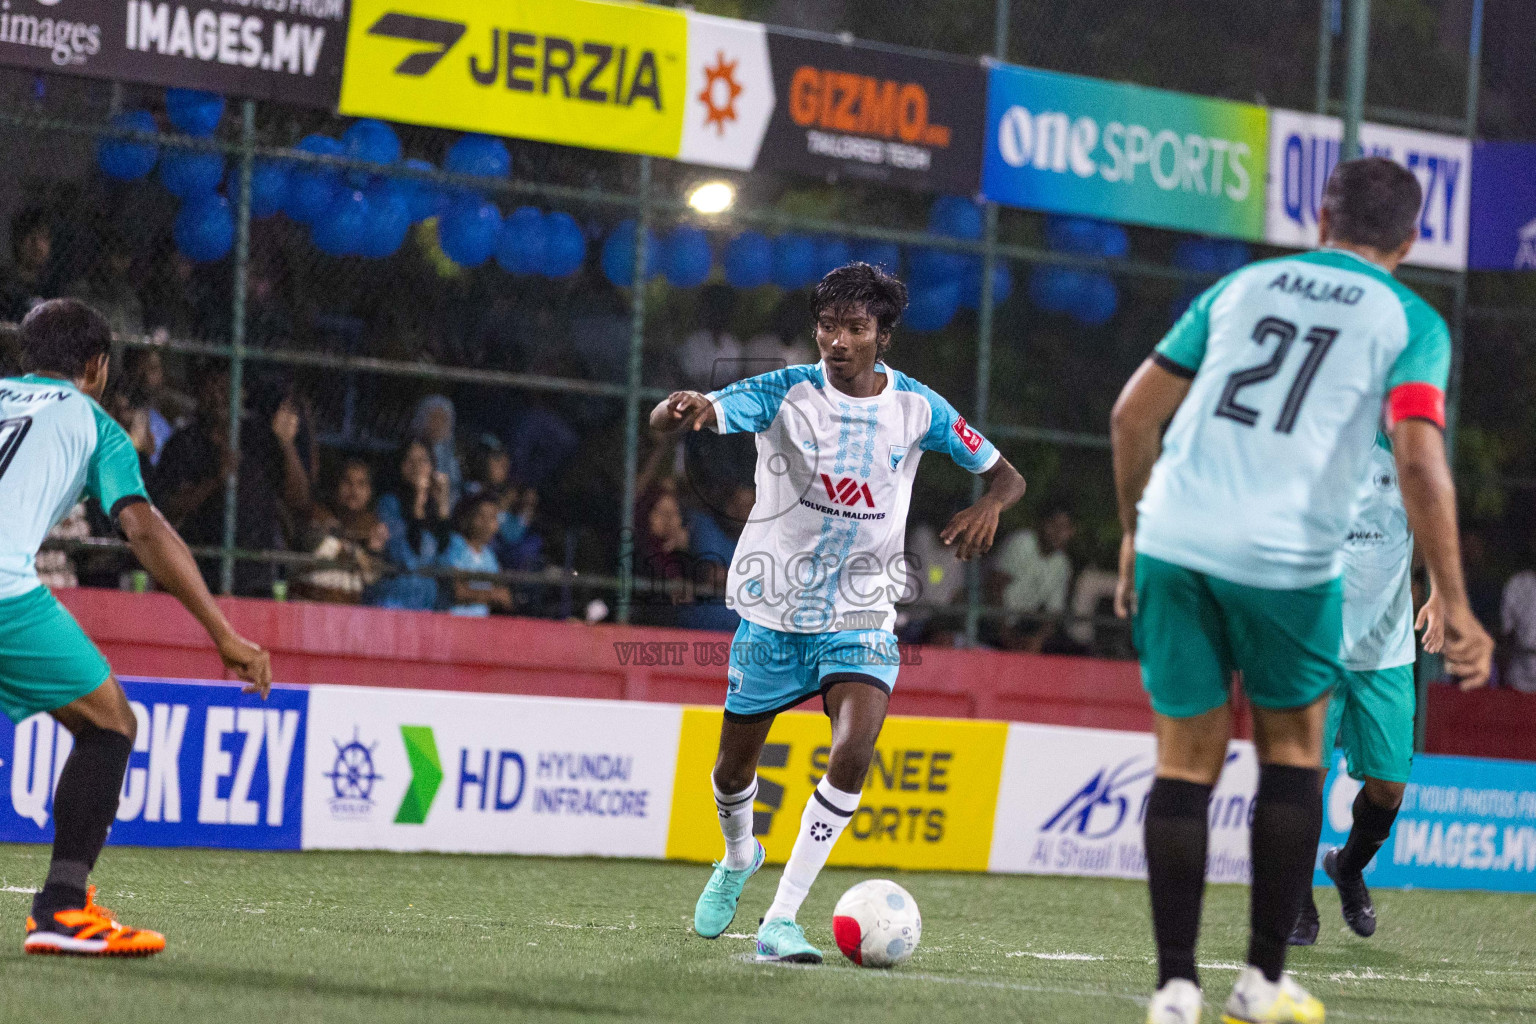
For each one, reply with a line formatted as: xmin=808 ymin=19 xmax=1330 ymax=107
xmin=1221 ymin=966 xmax=1325 ymax=1024
xmin=1147 ymin=977 xmax=1203 ymax=1024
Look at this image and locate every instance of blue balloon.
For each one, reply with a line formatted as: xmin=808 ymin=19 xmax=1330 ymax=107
xmin=173 ymin=193 xmax=234 ymax=263
xmin=813 ymin=236 xmax=852 ymax=278
xmin=285 ymin=135 xmax=343 ymax=224
xmin=929 ymin=195 xmax=984 ymax=240
xmin=165 ymin=89 xmax=224 ymax=137
xmin=496 ymin=206 xmax=547 ymax=275
xmin=1028 ymin=266 xmax=1089 ymax=314
xmin=908 ymin=245 xmax=966 ymax=286
xmin=602 ymin=220 xmax=658 ymax=287
xmin=850 ymin=239 xmax=901 ymax=275
xmin=395 ymin=158 xmax=447 ymax=223
xmin=723 ymin=231 xmax=772 ymax=289
xmin=1172 ymin=237 xmax=1225 ymax=274
xmin=313 ymin=189 xmax=371 ymax=257
xmin=1073 ymin=273 xmax=1119 ymax=326
xmin=1045 ymin=215 xmax=1108 ymax=255
xmin=344 ymin=119 xmax=402 ymax=168
xmin=98 ymin=110 xmax=159 ymax=181
xmin=772 ymin=234 xmax=816 ymax=290
xmin=959 ymin=258 xmax=1014 ymax=311
xmin=438 ymin=196 xmax=502 ymax=267
xmin=1216 ymin=239 xmax=1252 ymax=272
xmin=360 ymin=182 xmax=412 ymax=259
xmin=247 ymin=159 xmax=290 ymax=219
xmin=1096 ymin=222 xmax=1130 ymax=259
xmin=541 ymin=211 xmax=587 ymax=278
xmin=159 ymin=147 xmax=225 ymax=198
xmin=904 ymin=280 xmax=962 ymax=332
xmin=445 ymin=134 xmax=511 ymax=179
xmin=663 ymin=226 xmax=713 ymax=288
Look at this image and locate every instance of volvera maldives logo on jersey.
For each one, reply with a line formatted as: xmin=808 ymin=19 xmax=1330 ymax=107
xmin=820 ymin=474 xmax=875 ymax=508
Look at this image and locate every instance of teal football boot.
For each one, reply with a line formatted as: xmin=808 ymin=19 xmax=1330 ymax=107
xmin=693 ymin=840 xmax=765 ymax=939
xmin=754 ymin=917 xmax=823 ymax=963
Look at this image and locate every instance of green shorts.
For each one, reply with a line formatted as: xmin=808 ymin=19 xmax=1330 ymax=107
xmin=1322 ymin=664 xmax=1415 ymax=783
xmin=0 ymin=586 xmax=112 ymax=723
xmin=1133 ymin=553 xmax=1343 ymax=718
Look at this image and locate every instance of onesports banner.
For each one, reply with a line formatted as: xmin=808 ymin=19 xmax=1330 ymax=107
xmin=0 ymin=0 xmax=347 ymax=108
xmin=0 ymin=678 xmax=307 ymax=850
xmin=5 ymin=677 xmax=1536 ymax=893
xmin=1265 ymin=108 xmax=1470 ymax=271
xmin=1468 ymin=142 xmax=1536 ymax=271
xmin=981 ymin=64 xmax=1269 ymax=240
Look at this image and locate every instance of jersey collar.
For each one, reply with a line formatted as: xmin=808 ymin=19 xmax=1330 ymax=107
xmin=819 ymin=360 xmax=891 ymax=403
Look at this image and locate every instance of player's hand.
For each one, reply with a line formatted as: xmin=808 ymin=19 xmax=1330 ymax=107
xmin=651 ymin=391 xmax=711 ymax=433
xmin=271 ymin=399 xmax=301 ymax=447
xmin=1114 ymin=532 xmax=1137 ymax=618
xmin=940 ymin=497 xmax=1001 ymax=561
xmin=1415 ymin=589 xmax=1446 ymax=654
xmin=1441 ymin=602 xmax=1493 ymax=691
xmin=218 ymin=632 xmax=272 ymax=698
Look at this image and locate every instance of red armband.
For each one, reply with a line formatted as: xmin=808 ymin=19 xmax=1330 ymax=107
xmin=1385 ymin=382 xmax=1446 ymax=430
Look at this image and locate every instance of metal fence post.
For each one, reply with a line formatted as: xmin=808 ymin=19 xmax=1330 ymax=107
xmin=1314 ymin=0 xmax=1336 ymax=115
xmin=616 ymin=155 xmax=653 ymax=625
xmin=219 ymin=100 xmax=256 ymax=596
xmin=1340 ymin=0 xmax=1371 ymax=158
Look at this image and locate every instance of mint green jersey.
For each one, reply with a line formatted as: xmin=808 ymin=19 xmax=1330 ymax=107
xmin=0 ymin=375 xmax=148 ymax=600
xmin=1341 ymin=435 xmax=1415 ymax=672
xmin=1136 ymin=249 xmax=1449 ymax=590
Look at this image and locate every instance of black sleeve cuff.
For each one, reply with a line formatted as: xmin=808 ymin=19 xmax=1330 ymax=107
xmin=109 ymin=494 xmax=150 ymax=520
xmin=1151 ymin=352 xmax=1198 ymax=380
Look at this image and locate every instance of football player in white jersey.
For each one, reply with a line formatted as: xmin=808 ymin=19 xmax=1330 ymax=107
xmin=0 ymin=300 xmax=270 ymax=956
xmin=650 ymin=262 xmax=1025 ymax=962
xmin=1111 ymin=158 xmax=1492 ymax=1024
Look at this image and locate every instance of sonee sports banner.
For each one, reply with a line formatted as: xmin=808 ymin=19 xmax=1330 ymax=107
xmin=0 ymin=0 xmax=348 ymax=108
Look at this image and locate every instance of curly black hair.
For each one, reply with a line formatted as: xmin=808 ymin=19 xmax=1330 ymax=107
xmin=811 ymin=262 xmax=910 ymax=347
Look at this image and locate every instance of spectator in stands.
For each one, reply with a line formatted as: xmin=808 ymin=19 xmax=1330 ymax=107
xmin=1501 ymin=568 xmax=1536 ymax=692
xmin=440 ymin=494 xmax=514 ymax=617
xmin=151 ymin=365 xmax=313 ymax=596
xmin=36 ymin=504 xmax=90 ymax=590
xmin=897 ymin=521 xmax=968 ymax=644
xmin=408 ymin=394 xmax=463 ymax=506
xmin=632 ymin=480 xmax=695 ymax=628
xmin=294 ymin=459 xmax=388 ymax=604
xmin=463 ymin=433 xmax=542 ymax=571
xmin=676 ymin=284 xmax=743 ymax=391
xmin=65 ymin=230 xmax=143 ymax=340
xmin=989 ymin=505 xmax=1077 ymax=652
xmin=372 ymin=439 xmax=450 ymax=611
xmin=0 ymin=208 xmax=58 ymax=323
xmin=742 ymin=293 xmax=816 ymax=372
xmin=144 ymin=253 xmax=213 ymax=340
xmin=675 ymin=482 xmax=751 ymax=633
xmin=121 ymin=348 xmax=194 ymax=465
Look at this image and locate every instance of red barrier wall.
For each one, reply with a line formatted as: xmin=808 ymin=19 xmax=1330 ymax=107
xmin=56 ymin=589 xmax=1153 ymax=731
xmin=56 ymin=589 xmax=1533 ymax=758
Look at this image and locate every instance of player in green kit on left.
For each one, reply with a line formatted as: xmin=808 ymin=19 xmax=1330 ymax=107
xmin=0 ymin=299 xmax=271 ymax=956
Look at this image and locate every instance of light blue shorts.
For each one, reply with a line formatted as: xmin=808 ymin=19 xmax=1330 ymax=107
xmin=723 ymin=620 xmax=901 ymax=722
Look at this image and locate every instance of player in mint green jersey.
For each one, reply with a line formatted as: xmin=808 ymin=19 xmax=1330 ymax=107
xmin=1111 ymin=158 xmax=1492 ymax=1024
xmin=1 ymin=299 xmax=270 ymax=958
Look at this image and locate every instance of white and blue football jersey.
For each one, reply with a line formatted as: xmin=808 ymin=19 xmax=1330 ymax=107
xmin=0 ymin=375 xmax=148 ymax=600
xmin=1341 ymin=435 xmax=1415 ymax=672
xmin=707 ymin=361 xmax=998 ymax=634
xmin=1136 ymin=248 xmax=1450 ymax=590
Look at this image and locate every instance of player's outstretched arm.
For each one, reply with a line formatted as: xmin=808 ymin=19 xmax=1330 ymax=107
xmin=116 ymin=501 xmax=273 ymax=697
xmin=1392 ymin=419 xmax=1492 ymax=689
xmin=1109 ymin=359 xmax=1193 ymax=617
xmin=939 ymin=458 xmax=1026 ymax=561
xmin=649 ymin=391 xmax=716 ymax=436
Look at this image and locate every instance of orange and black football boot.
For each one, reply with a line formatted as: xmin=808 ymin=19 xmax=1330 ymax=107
xmin=24 ymin=885 xmax=165 ymax=957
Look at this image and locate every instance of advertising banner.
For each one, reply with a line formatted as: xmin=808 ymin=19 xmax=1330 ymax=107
xmin=676 ymin=12 xmax=774 ymax=172
xmin=1319 ymin=752 xmax=1536 ymax=892
xmin=988 ymin=723 xmax=1258 ymax=882
xmin=1468 ymin=141 xmax=1536 ymax=271
xmin=982 ymin=64 xmax=1269 ymax=240
xmin=0 ymin=678 xmax=307 ymax=850
xmin=666 ymin=707 xmax=1008 ymax=871
xmin=0 ymin=0 xmax=347 ymax=108
xmin=743 ymin=30 xmax=985 ymax=193
xmin=1265 ymin=108 xmax=1470 ymax=270
xmin=301 ymin=686 xmax=683 ymax=856
xmin=339 ymin=0 xmax=687 ymax=159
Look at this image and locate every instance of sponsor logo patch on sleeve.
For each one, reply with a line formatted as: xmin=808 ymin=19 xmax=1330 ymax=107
xmin=952 ymin=415 xmax=983 ymax=454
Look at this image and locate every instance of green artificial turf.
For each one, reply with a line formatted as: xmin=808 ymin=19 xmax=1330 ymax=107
xmin=0 ymin=845 xmax=1532 ymax=1023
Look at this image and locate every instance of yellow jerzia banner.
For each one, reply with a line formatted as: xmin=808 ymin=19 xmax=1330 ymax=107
xmin=340 ymin=0 xmax=686 ymax=158
xmin=666 ymin=708 xmax=1008 ymax=872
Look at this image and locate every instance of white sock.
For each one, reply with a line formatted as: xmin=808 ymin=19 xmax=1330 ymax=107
xmin=763 ymin=777 xmax=860 ymax=923
xmin=713 ymin=777 xmax=758 ymax=870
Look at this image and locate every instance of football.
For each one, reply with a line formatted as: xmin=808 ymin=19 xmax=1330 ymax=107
xmin=832 ymin=880 xmax=922 ymax=968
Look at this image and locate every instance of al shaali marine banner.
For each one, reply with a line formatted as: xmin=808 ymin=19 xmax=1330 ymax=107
xmin=0 ymin=0 xmax=347 ymax=108
xmin=982 ymin=63 xmax=1269 ymax=240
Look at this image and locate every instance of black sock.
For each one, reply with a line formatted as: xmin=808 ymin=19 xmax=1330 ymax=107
xmin=33 ymin=724 xmax=132 ymax=917
xmin=1301 ymin=783 xmax=1325 ymax=912
xmin=1337 ymin=787 xmax=1399 ymax=877
xmin=1248 ymin=764 xmax=1322 ymax=983
xmin=1145 ymin=777 xmax=1212 ymax=988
